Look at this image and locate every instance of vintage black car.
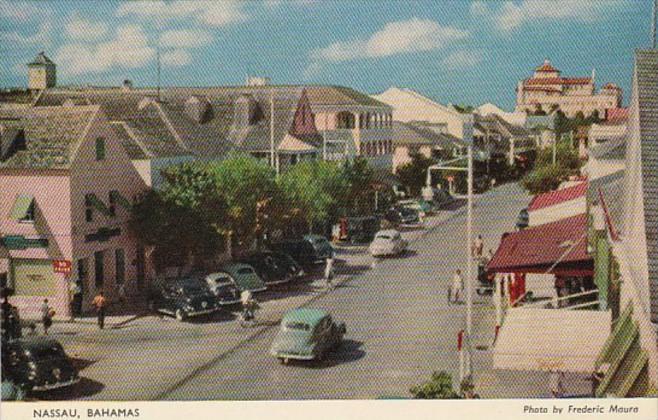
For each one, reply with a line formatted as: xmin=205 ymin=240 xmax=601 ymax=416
xmin=340 ymin=216 xmax=380 ymax=244
xmin=204 ymin=273 xmax=242 ymax=306
xmin=237 ymin=251 xmax=305 ymax=286
xmin=2 ymin=337 xmax=79 ymax=393
xmin=150 ymin=277 xmax=219 ymax=321
xmin=270 ymin=235 xmax=334 ymax=267
xmin=384 ymin=206 xmax=421 ymax=227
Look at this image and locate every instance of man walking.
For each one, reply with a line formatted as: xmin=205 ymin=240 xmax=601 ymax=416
xmin=92 ymin=292 xmax=106 ymax=329
xmin=324 ymin=251 xmax=335 ymax=291
xmin=40 ymin=299 xmax=53 ymax=335
xmin=450 ymin=269 xmax=464 ymax=304
xmin=472 ymin=235 xmax=484 ymax=259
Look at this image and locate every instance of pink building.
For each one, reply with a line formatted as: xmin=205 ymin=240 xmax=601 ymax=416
xmin=0 ymin=105 xmax=150 ymax=319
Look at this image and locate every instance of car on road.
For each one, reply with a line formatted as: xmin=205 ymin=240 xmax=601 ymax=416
xmin=369 ymin=229 xmax=408 ymax=257
xmin=204 ymin=273 xmax=242 ymax=306
xmin=151 ymin=277 xmax=219 ymax=321
xmin=217 ymin=263 xmax=268 ymax=293
xmin=270 ymin=308 xmax=346 ymax=364
xmin=383 ymin=206 xmax=422 ymax=227
xmin=237 ymin=251 xmax=304 ymax=286
xmin=2 ymin=337 xmax=79 ymax=393
xmin=397 ymin=199 xmax=431 ymax=218
xmin=270 ymin=234 xmax=334 ymax=267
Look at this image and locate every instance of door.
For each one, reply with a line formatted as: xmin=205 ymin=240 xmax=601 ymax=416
xmin=136 ymin=246 xmax=145 ymax=290
xmin=115 ymin=249 xmax=125 ymax=285
xmin=94 ymin=251 xmax=104 ymax=289
xmin=10 ymin=259 xmax=57 ymax=296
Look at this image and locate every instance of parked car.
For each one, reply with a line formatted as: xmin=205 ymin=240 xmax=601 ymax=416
xmin=216 ymin=263 xmax=268 ymax=293
xmin=204 ymin=273 xmax=242 ymax=306
xmin=1 ymin=300 xmax=22 ymax=342
xmin=397 ymin=199 xmax=431 ymax=218
xmin=237 ymin=251 xmax=303 ymax=286
xmin=2 ymin=337 xmax=79 ymax=393
xmin=270 ymin=234 xmax=334 ymax=266
xmin=270 ymin=308 xmax=346 ymax=364
xmin=516 ymin=208 xmax=529 ymax=230
xmin=339 ymin=216 xmax=380 ymax=244
xmin=369 ymin=229 xmax=408 ymax=257
xmin=431 ymin=188 xmax=455 ymax=209
xmin=384 ymin=206 xmax=421 ymax=227
xmin=150 ymin=277 xmax=219 ymax=321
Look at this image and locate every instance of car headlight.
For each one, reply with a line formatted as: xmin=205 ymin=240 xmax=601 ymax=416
xmin=184 ymin=304 xmax=193 ymax=311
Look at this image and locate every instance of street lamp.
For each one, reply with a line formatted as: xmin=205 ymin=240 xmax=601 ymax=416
xmin=426 ymin=145 xmax=474 ymax=383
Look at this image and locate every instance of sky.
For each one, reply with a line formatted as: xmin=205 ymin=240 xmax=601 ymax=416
xmin=0 ymin=0 xmax=652 ymax=110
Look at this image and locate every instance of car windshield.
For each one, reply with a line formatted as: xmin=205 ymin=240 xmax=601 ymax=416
xmin=285 ymin=322 xmax=310 ymax=331
xmin=25 ymin=344 xmax=64 ymax=359
xmin=181 ymin=283 xmax=205 ymax=294
xmin=237 ymin=267 xmax=254 ymax=275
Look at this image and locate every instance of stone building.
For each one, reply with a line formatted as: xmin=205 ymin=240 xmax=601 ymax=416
xmin=27 ymin=52 xmax=56 ymax=91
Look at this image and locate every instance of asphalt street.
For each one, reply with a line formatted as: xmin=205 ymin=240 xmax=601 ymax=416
xmin=44 ymin=183 xmax=529 ymax=400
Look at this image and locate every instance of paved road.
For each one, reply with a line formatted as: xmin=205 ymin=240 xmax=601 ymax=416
xmin=43 ymin=183 xmax=528 ymax=400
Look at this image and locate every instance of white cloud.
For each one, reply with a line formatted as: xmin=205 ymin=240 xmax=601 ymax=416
xmin=0 ymin=21 xmax=52 ymax=45
xmin=65 ymin=16 xmax=108 ymax=41
xmin=442 ymin=50 xmax=484 ymax=70
xmin=312 ymin=18 xmax=468 ymax=62
xmin=0 ymin=1 xmax=53 ymax=46
xmin=0 ymin=0 xmax=46 ymax=21
xmin=161 ymin=49 xmax=191 ymax=67
xmin=159 ymin=29 xmax=212 ymax=48
xmin=471 ymin=0 xmax=604 ymax=32
xmin=116 ymin=1 xmax=246 ymax=27
xmin=55 ymin=25 xmax=155 ymax=75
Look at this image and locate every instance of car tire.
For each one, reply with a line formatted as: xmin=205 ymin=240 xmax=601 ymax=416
xmin=175 ymin=309 xmax=186 ymax=322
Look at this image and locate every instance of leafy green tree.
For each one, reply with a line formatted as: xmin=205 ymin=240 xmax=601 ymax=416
xmin=396 ymin=152 xmax=435 ymax=196
xmin=130 ymin=163 xmax=227 ymax=272
xmin=208 ymin=154 xmax=281 ymax=249
xmin=341 ymin=157 xmax=375 ymax=216
xmin=410 ymin=371 xmax=460 ymax=399
xmin=522 ymin=164 xmax=572 ymax=194
xmin=279 ymin=160 xmax=347 ymax=232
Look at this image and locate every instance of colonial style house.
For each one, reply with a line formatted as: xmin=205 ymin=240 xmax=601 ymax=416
xmin=391 ymin=121 xmax=465 ymax=172
xmin=0 ymin=105 xmax=150 ymax=319
xmin=473 ymin=113 xmax=536 ymax=166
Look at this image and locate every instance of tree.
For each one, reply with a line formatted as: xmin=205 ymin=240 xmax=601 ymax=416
xmin=341 ymin=157 xmax=375 ymax=216
xmin=207 ymin=154 xmax=282 ymax=249
xmin=396 ymin=152 xmax=435 ymax=196
xmin=279 ymin=160 xmax=347 ymax=233
xmin=410 ymin=371 xmax=460 ymax=399
xmin=522 ymin=164 xmax=570 ymax=194
xmin=130 ymin=163 xmax=228 ymax=272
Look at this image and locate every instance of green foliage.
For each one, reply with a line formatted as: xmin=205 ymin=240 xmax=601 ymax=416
xmin=207 ymin=154 xmax=280 ymax=247
xmin=341 ymin=157 xmax=376 ymax=216
xmin=396 ymin=153 xmax=435 ymax=196
xmin=522 ymin=164 xmax=571 ymax=194
xmin=279 ymin=160 xmax=347 ymax=230
xmin=554 ymin=109 xmax=602 ymax=136
xmin=535 ymin=141 xmax=581 ymax=171
xmin=410 ymin=371 xmax=460 ymax=399
xmin=452 ymin=104 xmax=474 ymax=114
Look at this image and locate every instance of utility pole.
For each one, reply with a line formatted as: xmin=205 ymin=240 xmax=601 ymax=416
xmin=270 ymin=88 xmax=276 ymax=172
xmin=465 ymin=144 xmax=474 ymax=380
xmin=156 ymin=42 xmax=161 ymax=101
xmin=653 ymin=0 xmax=657 ymax=49
xmin=323 ymin=113 xmax=328 ymax=161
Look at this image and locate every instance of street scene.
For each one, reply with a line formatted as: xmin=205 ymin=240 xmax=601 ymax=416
xmin=1 ymin=0 xmax=658 ymax=403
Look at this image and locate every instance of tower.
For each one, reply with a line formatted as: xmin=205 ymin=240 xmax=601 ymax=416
xmin=27 ymin=52 xmax=56 ymax=90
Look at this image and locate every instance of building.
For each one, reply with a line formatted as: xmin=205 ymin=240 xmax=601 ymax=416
xmin=526 ymin=182 xmax=587 ymax=227
xmin=390 ymin=121 xmax=465 ymax=172
xmin=589 ymin=108 xmax=629 ymax=146
xmin=371 ymin=87 xmax=473 ymax=141
xmin=473 ymin=113 xmax=536 ymax=166
xmin=27 ymin=52 xmax=56 ymax=91
xmin=475 ymin=103 xmax=527 ymax=126
xmin=516 ymin=60 xmax=622 ymax=118
xmin=0 ymin=105 xmax=150 ymax=319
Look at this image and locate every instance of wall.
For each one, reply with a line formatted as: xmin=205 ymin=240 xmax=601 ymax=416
xmin=528 ymin=198 xmax=586 ymax=227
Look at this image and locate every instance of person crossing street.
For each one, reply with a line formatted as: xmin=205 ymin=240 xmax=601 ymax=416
xmin=92 ymin=292 xmax=107 ymax=329
xmin=449 ymin=269 xmax=464 ymax=304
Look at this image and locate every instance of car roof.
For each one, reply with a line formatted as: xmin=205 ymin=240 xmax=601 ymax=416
xmin=222 ymin=263 xmax=255 ymax=274
xmin=205 ymin=272 xmax=232 ymax=281
xmin=282 ymin=308 xmax=328 ymax=326
xmin=376 ymin=229 xmax=399 ymax=236
xmin=12 ymin=336 xmax=62 ymax=349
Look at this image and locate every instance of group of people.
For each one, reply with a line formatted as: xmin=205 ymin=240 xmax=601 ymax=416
xmin=34 ymin=290 xmax=108 ymax=335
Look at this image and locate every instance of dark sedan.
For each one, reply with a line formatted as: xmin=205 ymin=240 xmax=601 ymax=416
xmin=2 ymin=337 xmax=79 ymax=393
xmin=150 ymin=278 xmax=219 ymax=321
xmin=237 ymin=251 xmax=305 ymax=286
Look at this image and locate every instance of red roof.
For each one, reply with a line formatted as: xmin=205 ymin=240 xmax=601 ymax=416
xmin=535 ymin=61 xmax=559 ymax=72
xmin=525 ymin=77 xmax=592 ymax=86
xmin=527 ymin=182 xmax=588 ymax=212
xmin=487 ymin=213 xmax=593 ymax=275
xmin=605 ymin=108 xmax=629 ymax=125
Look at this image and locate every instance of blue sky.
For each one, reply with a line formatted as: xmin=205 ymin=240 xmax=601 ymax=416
xmin=0 ymin=0 xmax=651 ymax=109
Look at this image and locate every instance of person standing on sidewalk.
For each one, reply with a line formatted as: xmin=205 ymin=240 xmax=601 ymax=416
xmin=324 ymin=251 xmax=335 ymax=291
xmin=450 ymin=269 xmax=464 ymax=304
xmin=40 ymin=299 xmax=53 ymax=335
xmin=92 ymin=292 xmax=107 ymax=329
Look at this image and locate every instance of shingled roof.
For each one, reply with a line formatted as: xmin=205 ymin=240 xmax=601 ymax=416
xmin=634 ymin=49 xmax=658 ymax=324
xmin=0 ymin=105 xmax=99 ymax=169
xmin=392 ymin=121 xmax=464 ymax=149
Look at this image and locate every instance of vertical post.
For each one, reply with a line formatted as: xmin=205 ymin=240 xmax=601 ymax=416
xmin=466 ymin=144 xmax=473 ymax=377
xmin=552 ymin=135 xmax=557 ymax=166
xmin=458 ymin=329 xmax=465 ymax=383
xmin=270 ymin=89 xmax=275 ymax=169
xmin=494 ymin=274 xmax=502 ymax=341
xmin=653 ymin=0 xmax=657 ymax=49
xmin=156 ymin=43 xmax=161 ymax=101
xmin=323 ymin=114 xmax=328 ymax=161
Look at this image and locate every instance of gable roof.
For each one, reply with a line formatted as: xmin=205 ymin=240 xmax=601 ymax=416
xmin=392 ymin=121 xmax=463 ymax=149
xmin=634 ymin=49 xmax=658 ymax=324
xmin=0 ymin=105 xmax=99 ymax=170
xmin=528 ymin=182 xmax=588 ymax=212
xmin=28 ymin=52 xmax=55 ymax=66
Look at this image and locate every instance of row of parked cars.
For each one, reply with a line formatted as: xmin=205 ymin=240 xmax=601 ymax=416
xmin=149 ymin=235 xmax=335 ymax=322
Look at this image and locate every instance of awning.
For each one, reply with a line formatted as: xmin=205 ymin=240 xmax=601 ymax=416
xmin=493 ymin=307 xmax=611 ymax=372
xmin=10 ymin=195 xmax=34 ymax=220
xmin=487 ymin=213 xmax=594 ymax=276
xmin=594 ymin=305 xmax=650 ymax=397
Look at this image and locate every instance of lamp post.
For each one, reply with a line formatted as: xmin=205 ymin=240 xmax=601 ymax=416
xmin=426 ymin=145 xmax=474 ymax=382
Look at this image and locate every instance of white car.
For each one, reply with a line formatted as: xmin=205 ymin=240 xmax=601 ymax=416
xmin=369 ymin=229 xmax=408 ymax=257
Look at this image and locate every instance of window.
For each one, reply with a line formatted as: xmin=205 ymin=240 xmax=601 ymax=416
xmin=95 ymin=137 xmax=106 ymax=161
xmin=108 ymin=190 xmax=117 ymax=217
xmin=94 ymin=251 xmax=104 ymax=288
xmin=115 ymin=249 xmax=125 ymax=285
xmin=77 ymin=258 xmax=88 ymax=283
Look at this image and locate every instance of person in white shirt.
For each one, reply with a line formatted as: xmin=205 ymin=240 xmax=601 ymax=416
xmin=324 ymin=253 xmax=335 ymax=290
xmin=450 ymin=269 xmax=464 ymax=304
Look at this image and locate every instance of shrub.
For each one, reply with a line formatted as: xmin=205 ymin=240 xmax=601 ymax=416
xmin=410 ymin=371 xmax=460 ymax=399
xmin=522 ymin=164 xmax=571 ymax=194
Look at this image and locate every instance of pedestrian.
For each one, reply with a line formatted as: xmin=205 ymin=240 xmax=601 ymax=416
xmin=450 ymin=269 xmax=464 ymax=304
xmin=117 ymin=283 xmax=126 ymax=304
xmin=472 ymin=235 xmax=484 ymax=259
xmin=26 ymin=323 xmax=38 ymax=337
xmin=69 ymin=279 xmax=82 ymax=318
xmin=92 ymin=291 xmax=106 ymax=329
xmin=324 ymin=252 xmax=335 ymax=290
xmin=549 ymin=370 xmax=565 ymax=398
xmin=40 ymin=299 xmax=53 ymax=335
